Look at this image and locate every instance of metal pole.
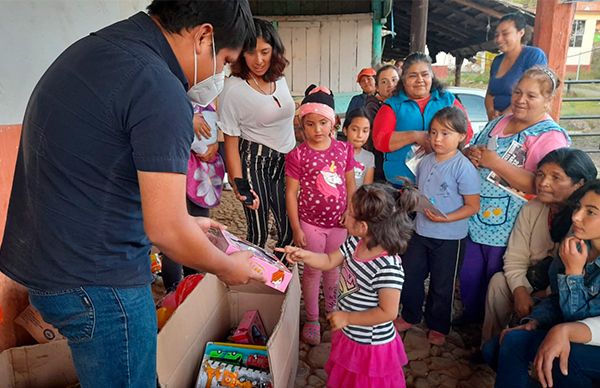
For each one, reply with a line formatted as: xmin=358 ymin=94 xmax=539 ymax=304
xmin=372 ymin=0 xmax=383 ymax=66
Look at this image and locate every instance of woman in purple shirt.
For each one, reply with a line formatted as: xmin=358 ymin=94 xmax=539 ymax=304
xmin=486 ymin=13 xmax=547 ymax=120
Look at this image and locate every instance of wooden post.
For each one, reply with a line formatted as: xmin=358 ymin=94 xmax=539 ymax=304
xmin=533 ymin=0 xmax=575 ymax=120
xmin=410 ymin=0 xmax=428 ymax=53
xmin=455 ymin=56 xmax=464 ymax=86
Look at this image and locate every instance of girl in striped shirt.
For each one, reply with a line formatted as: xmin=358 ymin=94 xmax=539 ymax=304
xmin=278 ymin=183 xmax=418 ymax=388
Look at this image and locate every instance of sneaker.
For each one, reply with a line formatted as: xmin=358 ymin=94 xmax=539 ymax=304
xmin=393 ymin=317 xmax=413 ymax=332
xmin=427 ymin=330 xmax=446 ymax=346
xmin=301 ymin=321 xmax=321 ymax=345
xmin=222 ymin=181 xmax=233 ymax=191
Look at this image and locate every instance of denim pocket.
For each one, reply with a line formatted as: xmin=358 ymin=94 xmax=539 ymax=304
xmin=29 ymin=288 xmax=95 ymax=344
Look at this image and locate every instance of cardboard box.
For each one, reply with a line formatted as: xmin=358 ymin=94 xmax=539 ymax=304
xmin=157 ymin=267 xmax=300 ymax=388
xmin=14 ymin=304 xmax=65 ymax=344
xmin=211 ymin=228 xmax=292 ymax=292
xmin=0 ymin=340 xmax=78 ymax=388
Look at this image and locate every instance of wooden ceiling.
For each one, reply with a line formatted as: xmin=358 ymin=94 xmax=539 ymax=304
xmin=384 ymin=0 xmax=535 ymax=61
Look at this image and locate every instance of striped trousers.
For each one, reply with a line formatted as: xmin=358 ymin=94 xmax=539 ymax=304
xmin=239 ymin=139 xmax=293 ymax=250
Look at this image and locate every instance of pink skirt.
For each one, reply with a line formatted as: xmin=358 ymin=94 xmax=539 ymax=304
xmin=325 ymin=329 xmax=407 ymax=388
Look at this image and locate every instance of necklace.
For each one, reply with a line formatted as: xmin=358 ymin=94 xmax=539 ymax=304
xmin=249 ymin=73 xmax=281 ymax=108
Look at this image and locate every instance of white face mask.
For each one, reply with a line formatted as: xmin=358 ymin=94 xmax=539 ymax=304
xmin=187 ymin=34 xmax=225 ymax=107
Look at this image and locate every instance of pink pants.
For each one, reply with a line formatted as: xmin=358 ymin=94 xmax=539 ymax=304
xmin=300 ymin=220 xmax=347 ymax=322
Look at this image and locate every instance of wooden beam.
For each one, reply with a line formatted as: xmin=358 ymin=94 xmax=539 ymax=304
xmin=450 ymin=0 xmax=503 ymax=19
xmin=533 ymin=0 xmax=575 ymax=120
xmin=455 ymin=56 xmax=464 ymax=86
xmin=410 ymin=0 xmax=429 ymax=52
xmin=428 ymin=19 xmax=471 ymax=40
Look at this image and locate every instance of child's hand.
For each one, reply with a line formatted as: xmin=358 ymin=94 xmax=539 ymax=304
xmin=327 ymin=311 xmax=349 ymax=331
xmin=560 ymin=236 xmax=588 ymax=275
xmin=274 ymin=246 xmax=306 ymax=264
xmin=193 ymin=114 xmax=212 ymax=140
xmin=424 ymin=208 xmax=449 ymax=223
xmin=292 ymin=229 xmax=307 ymax=248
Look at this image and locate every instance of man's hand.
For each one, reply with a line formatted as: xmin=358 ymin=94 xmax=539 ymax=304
xmin=215 ymin=251 xmax=265 ymax=286
xmin=192 ymin=217 xmax=226 ymax=233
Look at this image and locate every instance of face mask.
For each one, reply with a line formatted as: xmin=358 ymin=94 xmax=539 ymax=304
xmin=187 ymin=34 xmax=225 ymax=107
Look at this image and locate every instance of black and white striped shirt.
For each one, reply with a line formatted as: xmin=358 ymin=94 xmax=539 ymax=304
xmin=338 ymin=236 xmax=404 ymax=345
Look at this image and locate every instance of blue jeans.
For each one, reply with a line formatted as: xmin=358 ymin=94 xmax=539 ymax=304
xmin=29 ymin=285 xmax=157 ymax=388
xmin=489 ymin=329 xmax=600 ymax=388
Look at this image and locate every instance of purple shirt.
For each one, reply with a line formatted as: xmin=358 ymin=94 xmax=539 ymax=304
xmin=286 ymin=139 xmax=354 ymax=228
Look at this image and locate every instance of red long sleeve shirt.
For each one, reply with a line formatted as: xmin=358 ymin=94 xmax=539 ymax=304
xmin=372 ymin=98 xmax=474 ymax=153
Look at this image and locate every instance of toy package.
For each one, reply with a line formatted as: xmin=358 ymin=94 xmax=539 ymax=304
xmin=195 ymin=342 xmax=272 ymax=388
xmin=209 ymin=228 xmax=292 ymax=292
xmin=231 ymin=310 xmax=267 ymax=345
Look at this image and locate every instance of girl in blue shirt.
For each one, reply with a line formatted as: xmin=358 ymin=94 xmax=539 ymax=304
xmin=394 ymin=107 xmax=480 ymax=345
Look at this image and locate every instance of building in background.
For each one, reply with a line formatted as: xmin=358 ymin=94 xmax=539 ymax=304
xmin=567 ymin=1 xmax=600 ymax=73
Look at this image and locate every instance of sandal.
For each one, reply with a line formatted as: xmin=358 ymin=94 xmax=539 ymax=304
xmin=301 ymin=321 xmax=321 ymax=345
xmin=427 ymin=330 xmax=446 ymax=346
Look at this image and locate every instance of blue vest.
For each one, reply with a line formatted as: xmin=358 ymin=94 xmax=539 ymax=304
xmin=383 ymin=89 xmax=456 ymax=184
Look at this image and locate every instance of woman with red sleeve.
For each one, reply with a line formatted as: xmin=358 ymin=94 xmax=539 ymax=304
xmin=373 ymin=52 xmax=473 ymax=185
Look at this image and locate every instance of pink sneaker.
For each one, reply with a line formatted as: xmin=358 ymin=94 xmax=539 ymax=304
xmin=301 ymin=321 xmax=321 ymax=345
xmin=393 ymin=317 xmax=413 ymax=332
xmin=428 ymin=330 xmax=446 ymax=346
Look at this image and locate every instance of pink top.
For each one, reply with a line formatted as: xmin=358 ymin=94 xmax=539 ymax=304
xmin=490 ymin=114 xmax=569 ymax=172
xmin=286 ymin=139 xmax=355 ymax=228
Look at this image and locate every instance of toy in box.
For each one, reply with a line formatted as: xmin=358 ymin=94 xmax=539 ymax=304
xmin=209 ymin=228 xmax=292 ymax=292
xmin=195 ymin=342 xmax=272 ymax=388
xmin=231 ymin=310 xmax=267 ymax=345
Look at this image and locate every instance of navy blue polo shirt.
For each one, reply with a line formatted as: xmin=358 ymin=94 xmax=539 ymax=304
xmin=0 ymin=12 xmax=194 ymax=291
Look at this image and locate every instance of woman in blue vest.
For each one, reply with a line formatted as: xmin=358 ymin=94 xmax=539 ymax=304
xmin=459 ymin=66 xmax=570 ymax=324
xmin=372 ymin=52 xmax=473 ymax=185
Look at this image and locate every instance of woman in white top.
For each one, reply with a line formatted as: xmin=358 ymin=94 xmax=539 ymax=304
xmin=218 ymin=18 xmax=295 ymax=250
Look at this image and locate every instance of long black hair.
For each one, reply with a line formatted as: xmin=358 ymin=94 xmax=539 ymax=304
xmin=537 ymin=148 xmax=598 ymax=242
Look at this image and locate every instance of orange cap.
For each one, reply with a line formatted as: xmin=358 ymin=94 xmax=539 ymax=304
xmin=356 ymin=67 xmax=376 ymax=83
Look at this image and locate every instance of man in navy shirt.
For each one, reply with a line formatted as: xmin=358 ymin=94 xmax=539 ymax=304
xmin=0 ymin=1 xmax=259 ymax=386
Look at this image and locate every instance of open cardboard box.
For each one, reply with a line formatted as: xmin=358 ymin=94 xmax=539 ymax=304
xmin=0 ymin=340 xmax=77 ymax=388
xmin=157 ymin=267 xmax=300 ymax=388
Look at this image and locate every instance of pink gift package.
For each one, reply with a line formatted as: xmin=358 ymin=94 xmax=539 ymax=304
xmin=210 ymin=228 xmax=292 ymax=292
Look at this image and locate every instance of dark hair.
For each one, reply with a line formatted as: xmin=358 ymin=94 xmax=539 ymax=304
xmin=351 ymin=182 xmax=418 ymax=255
xmin=537 ymin=148 xmax=598 ymax=242
xmin=498 ymin=13 xmax=530 ymax=44
xmin=430 ymin=107 xmax=467 ymax=135
xmin=230 ymin=18 xmax=289 ymax=82
xmin=397 ymin=52 xmax=445 ymax=95
xmin=375 ymin=64 xmax=399 ymax=87
xmin=343 ymin=108 xmax=370 ymax=130
xmin=537 ymin=148 xmax=597 ymax=185
xmin=499 ymin=13 xmax=527 ymax=32
xmin=147 ymin=0 xmax=255 ymax=52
